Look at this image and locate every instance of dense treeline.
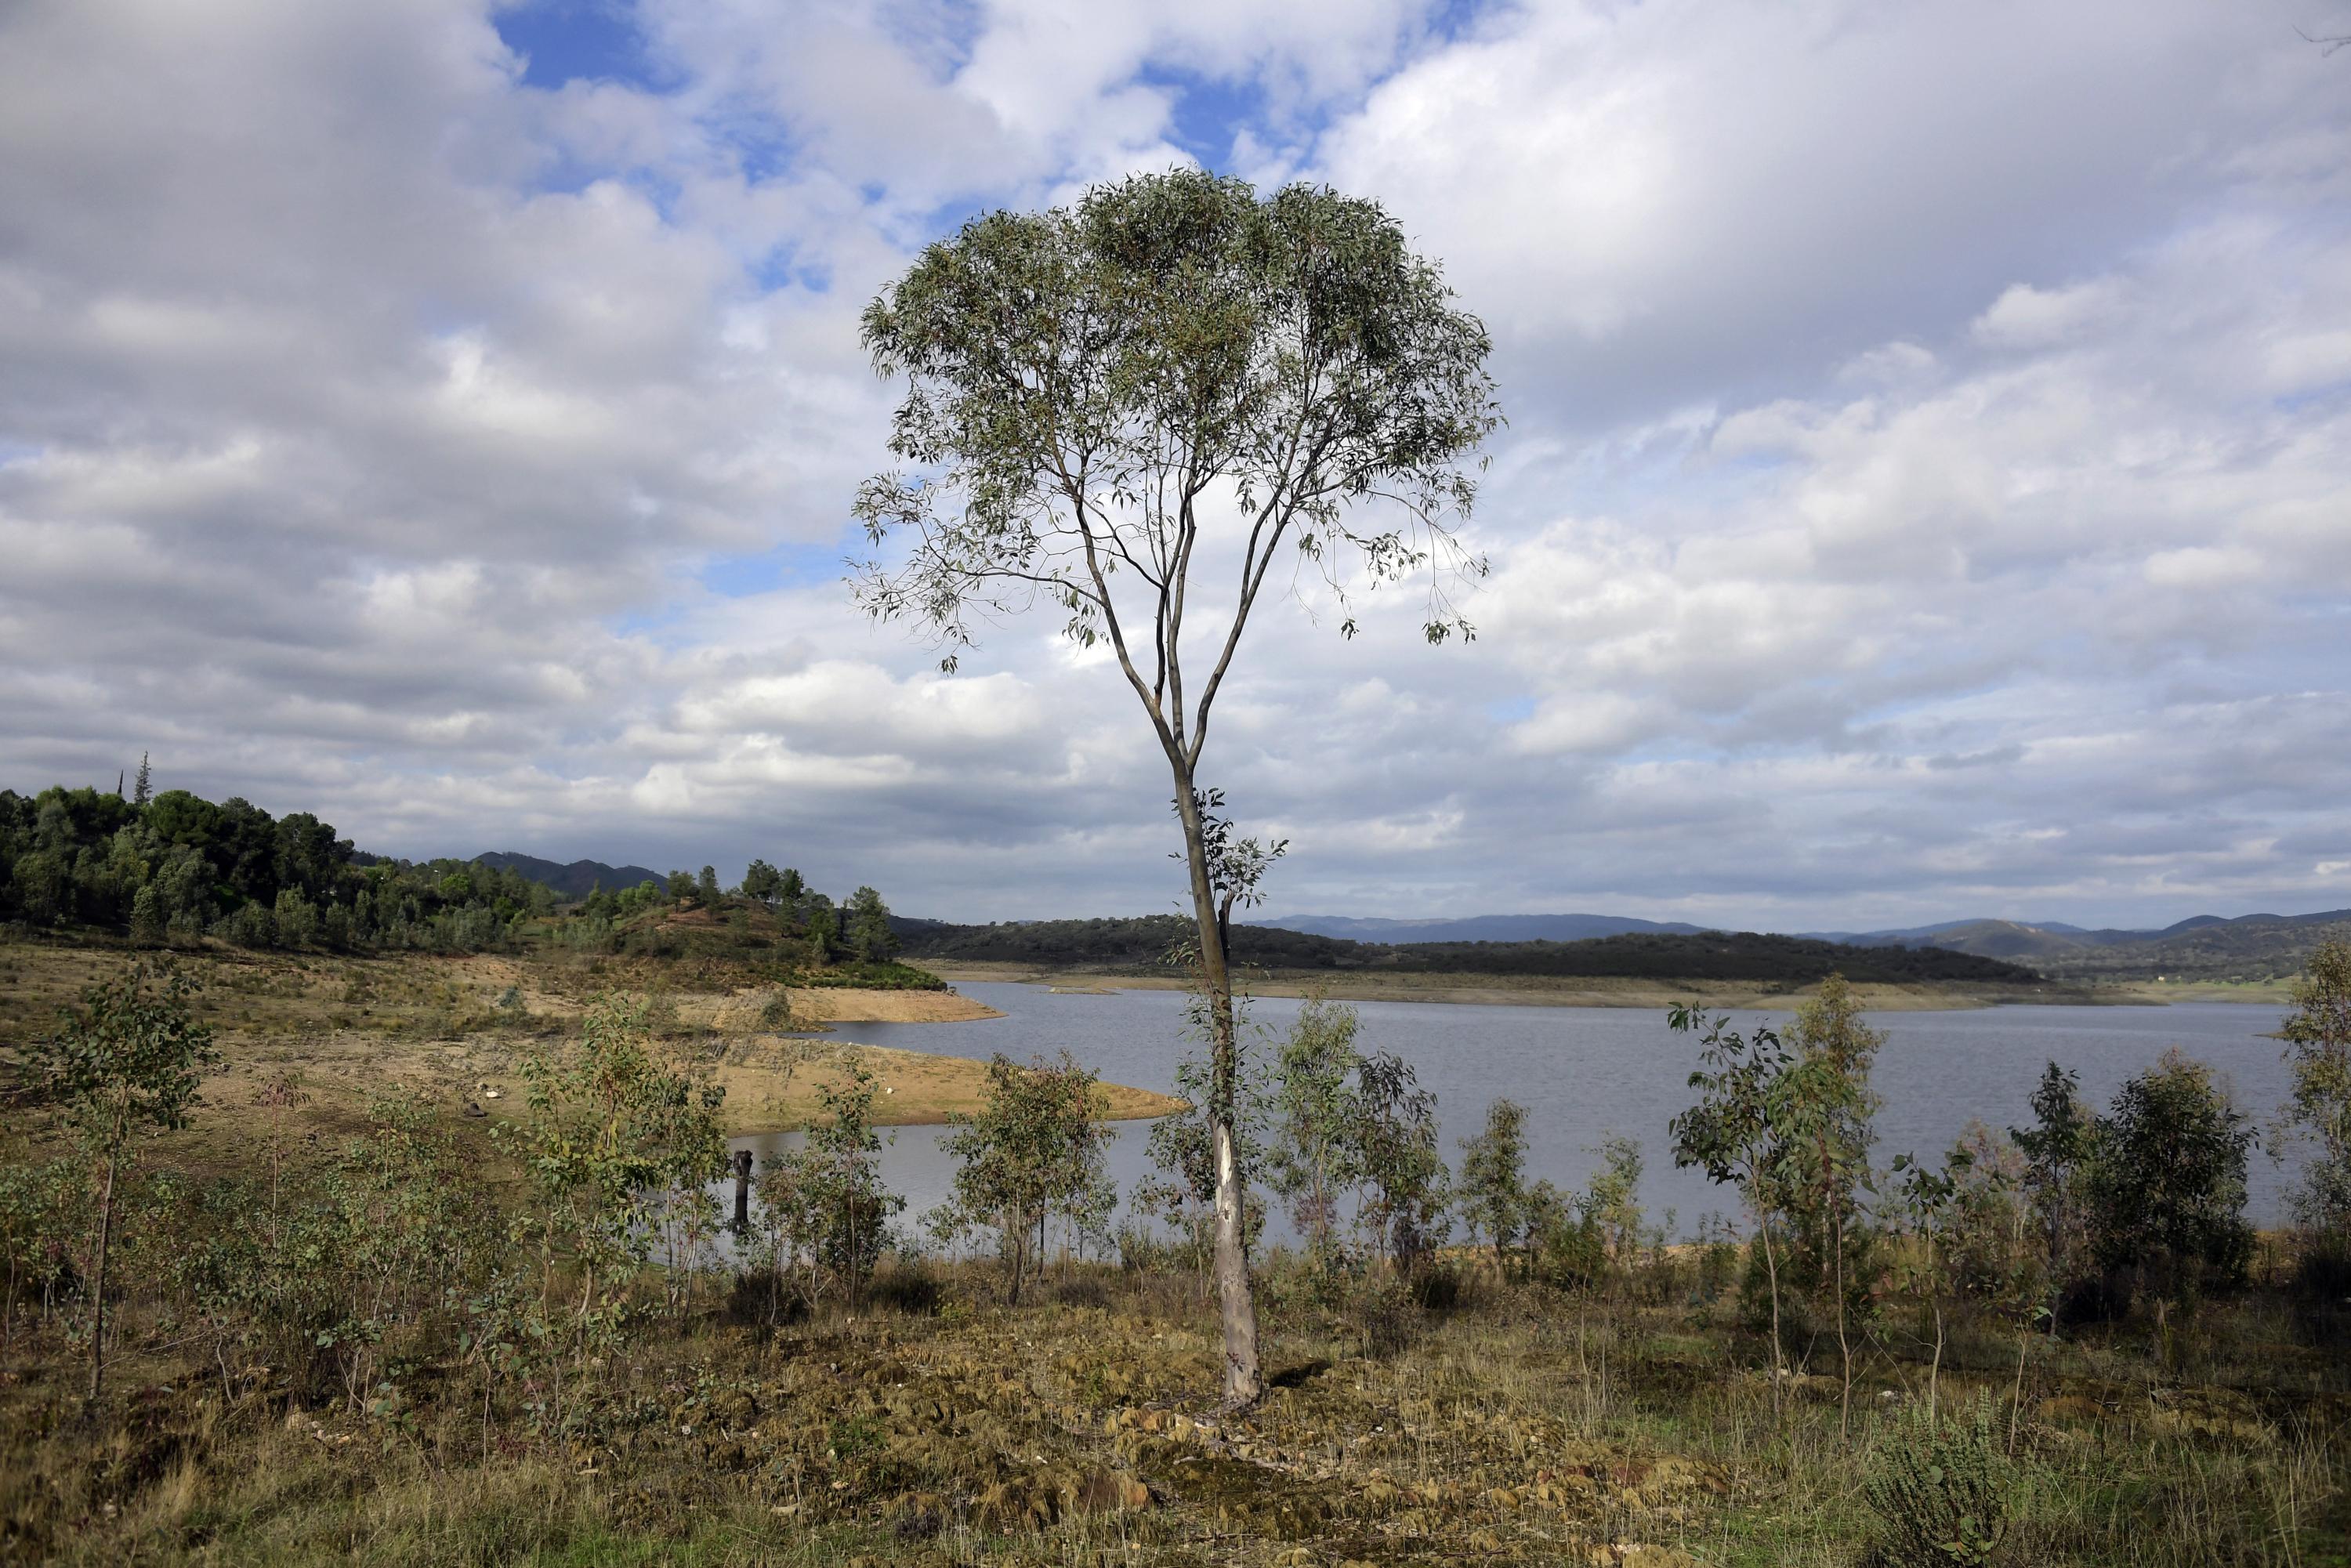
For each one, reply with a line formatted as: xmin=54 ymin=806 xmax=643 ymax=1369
xmin=0 ymin=780 xmax=910 ymax=969
xmin=894 ymin=913 xmax=2041 ymax=984
xmin=0 ymin=782 xmax=555 ymax=952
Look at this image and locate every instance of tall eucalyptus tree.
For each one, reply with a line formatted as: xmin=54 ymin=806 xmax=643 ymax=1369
xmin=853 ymin=169 xmax=1498 ymax=1403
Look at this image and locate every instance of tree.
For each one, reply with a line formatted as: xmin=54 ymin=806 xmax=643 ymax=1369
xmin=1457 ymin=1098 xmax=1530 ymax=1269
xmin=131 ymin=752 xmax=151 ymax=808
xmin=2279 ymin=939 xmax=2351 ymax=1244
xmin=754 ymin=1063 xmax=904 ymax=1313
xmin=1266 ymin=998 xmax=1364 ymax=1270
xmin=696 ymin=865 xmax=722 ymax=907
xmin=37 ymin=961 xmax=220 ymax=1403
xmin=935 ymin=1052 xmax=1114 ymax=1301
xmin=1348 ymin=1051 xmax=1449 ymax=1271
xmin=666 ymin=870 xmax=694 ymax=902
xmin=502 ymin=996 xmax=727 ymax=1367
xmin=740 ymin=858 xmax=783 ymax=903
xmin=853 ymin=168 xmax=1499 ymax=1405
xmin=846 ymin=885 xmax=898 ymax=964
xmin=1774 ymin=975 xmax=1883 ymax=1438
xmin=1668 ymin=1005 xmax=1795 ymax=1403
xmin=2085 ymin=1048 xmax=2254 ymax=1307
xmin=2011 ymin=1060 xmax=2091 ymax=1322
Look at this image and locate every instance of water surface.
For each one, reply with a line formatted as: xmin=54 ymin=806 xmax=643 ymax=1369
xmin=729 ymin=984 xmax=2301 ymax=1242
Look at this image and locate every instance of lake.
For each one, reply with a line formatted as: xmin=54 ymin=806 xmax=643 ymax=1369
xmin=727 ymin=983 xmax=2304 ymax=1245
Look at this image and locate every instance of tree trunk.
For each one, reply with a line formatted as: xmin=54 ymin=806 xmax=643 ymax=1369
xmin=89 ymin=1149 xmax=118 ymax=1407
xmin=1172 ymin=781 xmax=1263 ymax=1407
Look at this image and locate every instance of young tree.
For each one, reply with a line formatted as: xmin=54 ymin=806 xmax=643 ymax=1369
xmin=755 ymin=1063 xmax=904 ymax=1313
xmin=1348 ymin=1051 xmax=1449 ymax=1271
xmin=1668 ymin=1005 xmax=1795 ymax=1400
xmin=846 ymin=885 xmax=898 ymax=964
xmin=935 ymin=1052 xmax=1114 ymax=1300
xmin=37 ymin=961 xmax=220 ymax=1403
xmin=502 ymin=995 xmax=727 ymax=1365
xmin=665 ymin=869 xmax=694 ymax=902
xmin=1775 ymin=975 xmax=1884 ymax=1439
xmin=131 ymin=752 xmax=151 ymax=809
xmin=2279 ymin=939 xmax=2351 ymax=1244
xmin=2085 ymin=1048 xmax=2254 ymax=1307
xmin=853 ymin=170 xmax=1499 ymax=1404
xmin=1457 ymin=1098 xmax=1531 ymax=1269
xmin=2011 ymin=1060 xmax=2092 ymax=1323
xmin=1266 ymin=998 xmax=1364 ymax=1270
xmin=697 ymin=865 xmax=723 ymax=907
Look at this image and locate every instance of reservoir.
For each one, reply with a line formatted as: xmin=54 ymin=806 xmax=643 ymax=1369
xmin=730 ymin=983 xmax=2303 ymax=1246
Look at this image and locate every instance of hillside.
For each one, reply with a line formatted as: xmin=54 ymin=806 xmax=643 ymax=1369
xmin=473 ymin=850 xmax=663 ymax=899
xmin=1255 ymin=911 xmax=1707 ymax=943
xmin=894 ymin=914 xmax=2039 ymax=985
xmin=1813 ymin=909 xmax=2351 ymax=980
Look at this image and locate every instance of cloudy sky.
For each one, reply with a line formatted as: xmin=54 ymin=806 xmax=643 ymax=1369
xmin=2 ymin=0 xmax=2347 ymax=929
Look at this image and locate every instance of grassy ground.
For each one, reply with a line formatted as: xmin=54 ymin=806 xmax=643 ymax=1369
xmin=0 ymin=941 xmax=1179 ymax=1142
xmin=2 ymin=1251 xmax=2345 ymax=1566
xmin=924 ymin=962 xmax=2114 ymax=1012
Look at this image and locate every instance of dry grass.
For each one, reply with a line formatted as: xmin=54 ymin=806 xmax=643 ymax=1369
xmin=3 ymin=1255 xmax=2346 ymax=1566
xmin=0 ymin=941 xmax=1177 ymax=1151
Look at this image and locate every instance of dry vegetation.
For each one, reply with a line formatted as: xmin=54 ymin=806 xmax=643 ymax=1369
xmin=3 ymin=940 xmax=2346 ymax=1566
xmin=0 ymin=942 xmax=1173 ymax=1155
xmin=3 ymin=1248 xmax=2346 ymax=1566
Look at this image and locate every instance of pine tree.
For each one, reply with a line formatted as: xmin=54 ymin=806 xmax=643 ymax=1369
xmin=131 ymin=753 xmax=151 ymax=808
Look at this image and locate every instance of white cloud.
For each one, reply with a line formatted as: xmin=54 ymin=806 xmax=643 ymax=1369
xmin=1 ymin=0 xmax=2346 ymax=928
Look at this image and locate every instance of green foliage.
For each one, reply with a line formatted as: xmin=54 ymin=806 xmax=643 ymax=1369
xmin=1456 ymin=1097 xmax=1529 ymax=1263
xmin=34 ymin=958 xmax=220 ymax=1399
xmin=1133 ymin=1045 xmax=1271 ymax=1273
xmin=1863 ymin=1392 xmax=2024 ymax=1567
xmin=934 ymin=1052 xmax=1114 ymax=1298
xmin=752 ymin=1063 xmax=904 ymax=1314
xmin=2280 ymin=938 xmax=2351 ymax=1240
xmin=739 ymin=858 xmax=783 ymax=902
xmin=1266 ymin=998 xmax=1363 ymax=1267
xmin=697 ymin=865 xmax=722 ymax=906
xmin=2085 ymin=1048 xmax=2254 ymax=1305
xmin=501 ymin=996 xmax=728 ymax=1358
xmin=1348 ymin=1050 xmax=1450 ymax=1269
xmin=2012 ymin=1061 xmax=2092 ymax=1311
xmin=0 ymin=781 xmax=554 ymax=952
xmin=845 ymin=885 xmax=898 ymax=963
xmin=1523 ymin=1135 xmax=1652 ymax=1294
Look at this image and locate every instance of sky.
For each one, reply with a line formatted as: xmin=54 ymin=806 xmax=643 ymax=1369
xmin=2 ymin=0 xmax=2347 ymax=931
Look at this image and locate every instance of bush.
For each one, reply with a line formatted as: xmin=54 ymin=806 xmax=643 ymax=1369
xmin=1863 ymin=1392 xmax=2020 ymax=1567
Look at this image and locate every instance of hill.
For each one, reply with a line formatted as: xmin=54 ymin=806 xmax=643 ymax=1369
xmin=473 ymin=850 xmax=663 ymax=900
xmin=1808 ymin=909 xmax=2351 ymax=980
xmin=1255 ymin=911 xmax=1707 ymax=944
xmin=893 ymin=914 xmax=2039 ymax=986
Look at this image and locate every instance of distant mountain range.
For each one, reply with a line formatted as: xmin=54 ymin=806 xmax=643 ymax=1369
xmin=1263 ymin=907 xmax=2351 ymax=982
xmin=472 ymin=852 xmax=661 ymax=900
xmin=1798 ymin=910 xmax=2351 ymax=980
xmin=1258 ymin=912 xmax=1707 ymax=945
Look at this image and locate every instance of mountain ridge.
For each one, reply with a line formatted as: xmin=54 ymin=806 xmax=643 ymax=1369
xmin=472 ymin=851 xmax=663 ymax=900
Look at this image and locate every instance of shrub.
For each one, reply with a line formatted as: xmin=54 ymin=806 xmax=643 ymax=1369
xmin=1863 ymin=1392 xmax=2020 ymax=1567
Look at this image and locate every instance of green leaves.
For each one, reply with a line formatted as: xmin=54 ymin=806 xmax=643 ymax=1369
xmin=852 ymin=169 xmax=1498 ymax=754
xmin=42 ymin=958 xmax=219 ymax=1148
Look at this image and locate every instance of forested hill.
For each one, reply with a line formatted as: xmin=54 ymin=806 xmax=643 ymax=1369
xmin=473 ymin=851 xmax=662 ymax=899
xmin=892 ymin=914 xmax=2041 ymax=984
